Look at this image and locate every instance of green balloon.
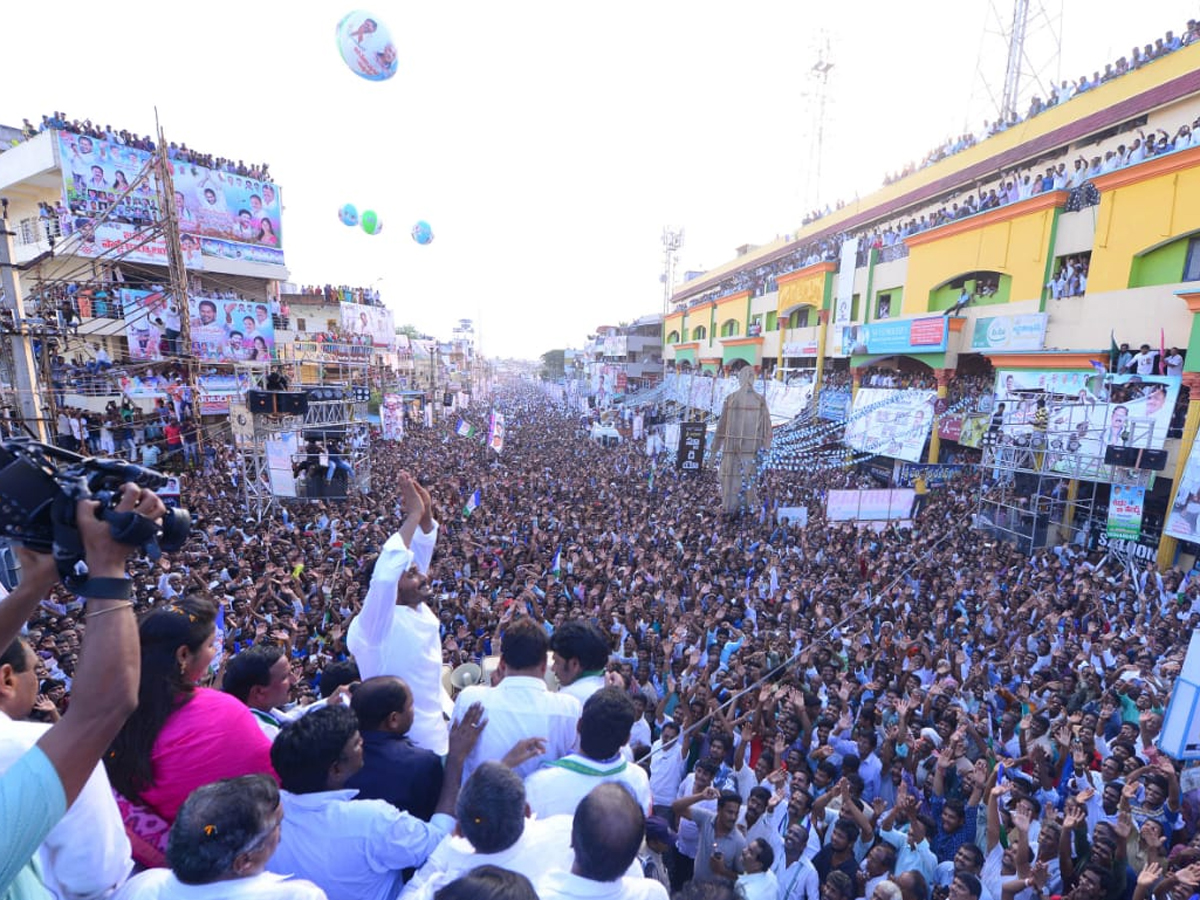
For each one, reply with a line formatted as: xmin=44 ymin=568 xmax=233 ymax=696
xmin=361 ymin=210 xmax=383 ymax=235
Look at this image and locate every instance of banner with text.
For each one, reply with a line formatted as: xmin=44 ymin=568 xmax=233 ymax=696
xmin=971 ymin=313 xmax=1048 ymax=351
xmin=843 ymin=388 xmax=937 ymax=463
xmin=58 ymin=130 xmax=285 ymax=269
xmin=340 ymin=301 xmax=396 ymax=348
xmin=1107 ymin=484 xmax=1145 ymax=540
xmin=1166 ymin=438 xmax=1200 ymax=541
xmin=842 ymin=317 xmax=948 ymax=356
xmin=826 ymin=488 xmax=915 ymax=522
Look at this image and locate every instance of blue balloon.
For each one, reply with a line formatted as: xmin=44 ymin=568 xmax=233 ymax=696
xmin=411 ymin=220 xmax=434 ymax=245
xmin=339 ymin=204 xmax=359 ymax=227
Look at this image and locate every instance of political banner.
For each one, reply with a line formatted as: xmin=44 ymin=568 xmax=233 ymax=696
xmin=834 ymin=238 xmax=858 ymax=326
xmin=895 ymin=463 xmax=968 ymax=488
xmin=1107 ymin=484 xmax=1145 ymax=540
xmin=58 ymin=130 xmax=284 ymax=269
xmin=340 ymin=301 xmax=396 ymax=348
xmin=1166 ymin=439 xmax=1200 ymax=541
xmin=826 ymin=489 xmax=915 ymax=522
xmin=381 ymin=393 xmax=405 ymax=441
xmin=971 ymin=314 xmax=1048 ymax=351
xmin=994 ymin=372 xmax=1180 ymax=474
xmin=265 ymin=435 xmax=298 ymax=497
xmin=198 ymin=373 xmax=252 ymax=415
xmin=818 ymin=388 xmax=852 ymax=422
xmin=488 ymin=411 xmax=506 ymax=454
xmin=189 ymin=295 xmax=276 ymax=363
xmin=842 ymin=388 xmax=936 ymax=463
xmin=677 ymin=422 xmax=707 ymax=474
xmin=993 ymin=370 xmax=1095 ymax=403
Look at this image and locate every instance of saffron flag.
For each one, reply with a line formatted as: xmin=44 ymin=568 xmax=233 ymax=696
xmin=463 ymin=489 xmax=481 ymax=518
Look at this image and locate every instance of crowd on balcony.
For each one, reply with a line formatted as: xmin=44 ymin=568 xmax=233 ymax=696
xmin=1047 ymin=256 xmax=1090 ymax=300
xmin=7 ymin=112 xmax=273 ymax=182
xmin=289 ymin=284 xmax=385 ymax=307
xmin=880 ymin=21 xmax=1200 ymax=188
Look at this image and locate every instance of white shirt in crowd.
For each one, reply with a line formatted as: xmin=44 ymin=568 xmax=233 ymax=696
xmin=451 ymin=675 xmax=581 ymax=783
xmin=267 ymin=788 xmax=452 ymax=900
xmin=346 ymin=524 xmax=447 ymax=755
xmin=560 ymin=673 xmax=607 ymax=706
xmin=0 ymin=710 xmax=133 ymax=900
xmin=524 ymin=752 xmax=654 ymax=819
xmin=536 ymin=870 xmax=669 ymax=900
xmin=401 ymin=814 xmax=576 ymax=900
xmin=113 ymin=870 xmax=327 ymax=900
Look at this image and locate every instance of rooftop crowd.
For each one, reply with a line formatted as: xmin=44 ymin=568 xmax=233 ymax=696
xmin=1 ymin=383 xmax=1197 ymax=900
xmin=677 ymin=16 xmax=1200 ymax=315
xmin=7 ymin=113 xmax=273 ymax=182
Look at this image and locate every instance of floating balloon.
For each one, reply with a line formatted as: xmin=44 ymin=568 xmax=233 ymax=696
xmin=335 ymin=11 xmax=399 ymax=82
xmin=411 ymin=220 xmax=434 ymax=245
xmin=339 ymin=203 xmax=359 ymax=227
xmin=361 ymin=210 xmax=383 ymax=235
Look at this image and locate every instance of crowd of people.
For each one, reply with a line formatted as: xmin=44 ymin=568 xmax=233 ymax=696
xmin=881 ymin=21 xmax=1200 ymax=188
xmin=289 ymin=285 xmax=386 ymax=308
xmin=676 ymin=17 xmax=1200 ymax=316
xmin=1 ymin=382 xmax=1197 ymax=900
xmin=11 ymin=113 xmax=273 ymax=182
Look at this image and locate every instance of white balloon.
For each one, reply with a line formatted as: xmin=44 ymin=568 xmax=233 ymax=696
xmin=335 ymin=10 xmax=398 ymax=82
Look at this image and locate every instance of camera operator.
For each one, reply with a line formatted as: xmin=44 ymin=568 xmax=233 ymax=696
xmin=0 ymin=483 xmax=167 ymax=896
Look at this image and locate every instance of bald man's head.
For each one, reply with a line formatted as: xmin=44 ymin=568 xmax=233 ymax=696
xmin=571 ymin=783 xmax=644 ymax=882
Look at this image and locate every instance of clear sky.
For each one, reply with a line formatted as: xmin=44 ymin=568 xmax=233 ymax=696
xmin=1 ymin=1 xmax=1194 ymax=358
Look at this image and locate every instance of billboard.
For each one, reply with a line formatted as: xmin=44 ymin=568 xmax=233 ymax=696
xmin=994 ymin=372 xmax=1179 ymax=473
xmin=381 ymin=394 xmax=405 ymax=441
xmin=340 ymin=301 xmax=396 ymax=348
xmin=57 ymin=130 xmax=284 ymax=269
xmin=122 ymin=289 xmax=275 ymax=363
xmin=826 ymin=489 xmax=915 ymax=522
xmin=1166 ymin=439 xmax=1200 ymax=541
xmin=842 ymin=317 xmax=948 ymax=356
xmin=833 ymin=238 xmax=858 ymax=326
xmin=1107 ymin=485 xmax=1145 ymax=540
xmin=971 ymin=314 xmax=1048 ymax=351
xmin=842 ymin=388 xmax=936 ymax=463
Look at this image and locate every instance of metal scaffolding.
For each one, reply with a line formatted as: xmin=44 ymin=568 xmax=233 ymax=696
xmin=236 ymin=394 xmax=372 ymax=521
xmin=974 ymin=425 xmax=1153 ymax=554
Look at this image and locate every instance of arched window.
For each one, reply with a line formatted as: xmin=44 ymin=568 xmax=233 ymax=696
xmin=666 ymin=330 xmax=681 ymax=344
xmin=692 ymin=325 xmax=707 ymax=341
xmin=720 ymin=319 xmax=741 ymax=337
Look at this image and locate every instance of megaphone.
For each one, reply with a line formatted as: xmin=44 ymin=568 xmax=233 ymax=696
xmin=450 ymin=662 xmax=483 ymax=691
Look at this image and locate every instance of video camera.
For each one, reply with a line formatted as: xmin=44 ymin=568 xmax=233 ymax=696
xmin=0 ymin=437 xmax=190 ymax=591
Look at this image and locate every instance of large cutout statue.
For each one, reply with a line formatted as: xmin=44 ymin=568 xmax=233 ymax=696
xmin=713 ymin=368 xmax=772 ymax=515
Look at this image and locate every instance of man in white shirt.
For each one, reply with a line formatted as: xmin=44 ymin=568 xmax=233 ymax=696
xmin=648 ymin=721 xmax=688 ymax=816
xmin=775 ymin=823 xmax=820 ymax=900
xmin=452 ymin=617 xmax=580 ymax=784
xmin=347 ymin=474 xmax=448 ymax=754
xmin=0 ymin=636 xmax=133 ymax=900
xmin=525 ymin=688 xmax=653 ymax=819
xmin=537 ymin=784 xmax=668 ymax=900
xmin=736 ymin=838 xmax=779 ymax=900
xmin=266 ymin=703 xmax=482 ymax=900
xmin=114 ymin=775 xmax=325 ymax=900
xmin=402 ymin=762 xmax=576 ymax=900
xmin=1127 ymin=344 xmax=1158 ymax=376
xmin=550 ymin=619 xmax=611 ymax=705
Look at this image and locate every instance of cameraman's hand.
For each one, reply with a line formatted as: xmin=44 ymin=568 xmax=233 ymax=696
xmin=79 ymin=483 xmax=166 ymax=578
xmin=13 ymin=545 xmax=61 ymax=594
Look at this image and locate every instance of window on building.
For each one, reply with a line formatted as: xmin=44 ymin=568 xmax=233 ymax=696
xmin=877 ymin=293 xmax=892 ymax=319
xmin=1185 ymin=238 xmax=1200 ymax=283
xmin=787 ymin=308 xmax=810 ymax=329
xmin=692 ymin=325 xmax=707 ymax=340
xmin=765 ymin=311 xmax=778 ymax=331
xmin=720 ymin=319 xmax=740 ymax=338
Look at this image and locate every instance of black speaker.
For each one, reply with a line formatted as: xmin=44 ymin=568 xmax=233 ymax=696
xmin=276 ymin=392 xmax=309 ymax=416
xmin=247 ymin=390 xmax=274 ymax=414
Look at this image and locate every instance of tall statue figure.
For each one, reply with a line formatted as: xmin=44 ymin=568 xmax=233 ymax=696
xmin=713 ymin=367 xmax=772 ymax=515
